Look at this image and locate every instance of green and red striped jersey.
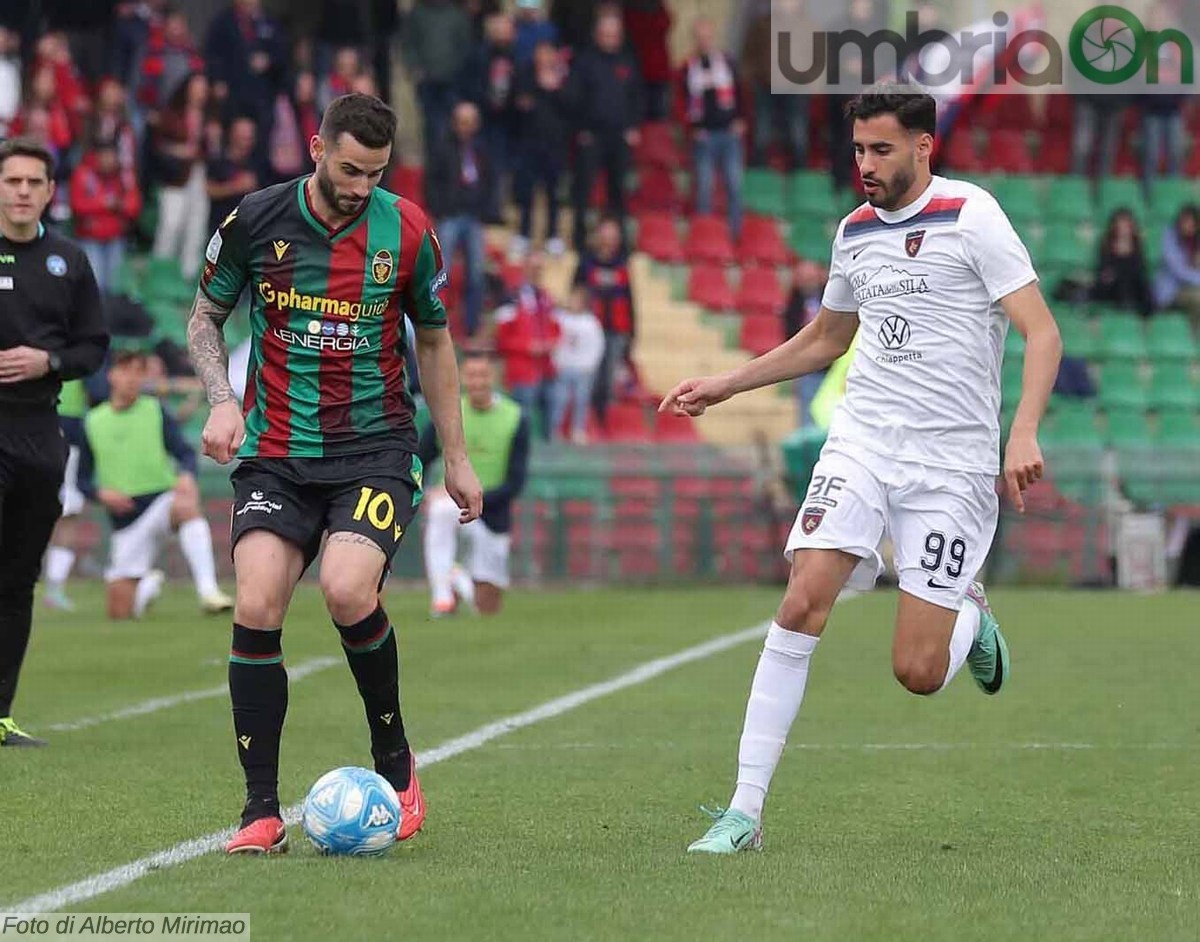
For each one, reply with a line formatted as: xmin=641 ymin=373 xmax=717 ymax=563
xmin=199 ymin=176 xmax=448 ymax=459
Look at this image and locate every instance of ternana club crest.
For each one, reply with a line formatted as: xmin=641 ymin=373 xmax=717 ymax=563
xmin=800 ymin=506 xmax=825 ymax=535
xmin=905 ymin=229 xmax=926 ymax=258
xmin=372 ymin=249 xmax=394 ymax=285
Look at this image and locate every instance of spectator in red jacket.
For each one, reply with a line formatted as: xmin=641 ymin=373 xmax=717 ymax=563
xmin=494 ymin=250 xmax=561 ymax=439
xmin=623 ymin=0 xmax=673 ymax=120
xmin=137 ymin=7 xmax=205 ymax=115
xmin=70 ymin=141 xmax=143 ymax=292
xmin=33 ymin=32 xmax=90 ymax=140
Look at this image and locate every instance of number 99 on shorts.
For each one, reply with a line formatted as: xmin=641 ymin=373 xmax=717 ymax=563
xmin=352 ymin=486 xmax=405 ymax=542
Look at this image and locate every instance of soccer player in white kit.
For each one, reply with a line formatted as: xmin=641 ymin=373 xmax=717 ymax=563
xmin=660 ymin=85 xmax=1063 ymax=854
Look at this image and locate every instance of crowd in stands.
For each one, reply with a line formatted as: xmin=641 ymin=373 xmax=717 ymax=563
xmin=3 ymin=0 xmax=1200 ymax=444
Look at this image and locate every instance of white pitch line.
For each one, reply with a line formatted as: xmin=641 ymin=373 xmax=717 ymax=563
xmin=44 ymin=657 xmax=341 ymax=733
xmin=4 ymin=620 xmax=772 ymax=916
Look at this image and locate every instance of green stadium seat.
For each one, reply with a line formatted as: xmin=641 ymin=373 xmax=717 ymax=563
xmin=1056 ymin=316 xmax=1098 ymax=359
xmin=1105 ymin=407 xmax=1151 ymax=448
xmin=786 ymin=171 xmax=837 ymax=219
xmin=1097 ymin=313 xmax=1148 ymax=360
xmin=1003 ymin=328 xmax=1026 ymax=360
xmin=1045 ymin=176 xmax=1094 ymax=225
xmin=1097 ymin=177 xmax=1145 ymax=223
xmin=1155 ymin=409 xmax=1200 ymax=449
xmin=1043 ymin=402 xmax=1102 ymax=448
xmin=1146 ymin=312 xmax=1196 ymax=360
xmin=1148 ymin=362 xmax=1199 ymax=410
xmin=743 ymin=170 xmax=786 ymax=217
xmin=1098 ymin=362 xmax=1149 ymax=411
xmin=1001 ymin=357 xmax=1024 ymax=406
xmin=1148 ymin=177 xmax=1198 ymax=219
xmin=1039 ymin=222 xmax=1094 ymax=271
xmin=990 ymin=177 xmax=1042 ymax=225
xmin=788 ymin=228 xmax=831 ymax=262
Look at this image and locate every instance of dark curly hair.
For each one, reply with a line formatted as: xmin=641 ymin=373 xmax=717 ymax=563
xmin=844 ymin=83 xmax=937 ymax=136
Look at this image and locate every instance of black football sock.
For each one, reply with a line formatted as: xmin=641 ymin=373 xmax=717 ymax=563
xmin=335 ymin=605 xmax=410 ymax=790
xmin=228 ymin=624 xmax=287 ymax=825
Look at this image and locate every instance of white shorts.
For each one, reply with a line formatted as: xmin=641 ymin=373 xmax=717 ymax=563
xmin=461 ymin=518 xmax=512 ymax=589
xmin=106 ymin=492 xmax=175 ymax=582
xmin=58 ymin=445 xmax=86 ymax=517
xmin=785 ymin=445 xmax=998 ymax=610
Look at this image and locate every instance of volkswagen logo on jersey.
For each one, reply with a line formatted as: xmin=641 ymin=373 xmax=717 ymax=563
xmin=878 ymin=315 xmax=911 ymax=350
xmin=905 ymin=229 xmax=926 ymax=258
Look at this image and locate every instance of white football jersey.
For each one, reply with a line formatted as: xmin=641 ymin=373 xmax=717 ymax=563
xmin=820 ymin=175 xmax=1036 ymax=475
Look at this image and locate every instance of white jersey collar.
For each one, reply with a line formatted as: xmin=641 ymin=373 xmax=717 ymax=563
xmin=872 ymin=175 xmax=941 ymax=226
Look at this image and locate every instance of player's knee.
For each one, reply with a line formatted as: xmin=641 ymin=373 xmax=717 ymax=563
xmin=234 ymin=587 xmax=288 ymax=629
xmin=775 ymin=585 xmax=831 ymax=635
xmin=427 ymin=495 xmax=459 ymax=527
xmin=320 ymin=570 xmax=377 ymax=625
xmin=892 ymin=654 xmax=944 ymax=696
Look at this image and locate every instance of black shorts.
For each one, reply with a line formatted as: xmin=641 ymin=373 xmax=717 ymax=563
xmin=230 ymin=448 xmax=423 ymax=574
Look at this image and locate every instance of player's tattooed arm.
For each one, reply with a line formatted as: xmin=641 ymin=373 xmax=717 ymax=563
xmin=186 ymin=291 xmax=236 ymax=406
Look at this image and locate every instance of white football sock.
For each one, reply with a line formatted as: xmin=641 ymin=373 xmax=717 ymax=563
xmin=450 ymin=563 xmax=476 ymax=607
xmin=44 ymin=546 xmax=75 ymax=589
xmin=423 ymin=497 xmax=460 ymax=607
xmin=939 ymin=599 xmax=981 ymax=691
xmin=729 ymin=623 xmax=820 ymax=822
xmin=133 ymin=571 xmax=164 ymax=618
xmin=178 ymin=518 xmax=221 ymax=598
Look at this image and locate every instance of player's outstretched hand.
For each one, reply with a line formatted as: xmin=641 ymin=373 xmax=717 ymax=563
xmin=201 ymin=400 xmax=246 ymax=465
xmin=444 ymin=454 xmax=484 ymax=524
xmin=658 ymin=374 xmax=734 ymax=418
xmin=1003 ymin=429 xmax=1044 ymax=514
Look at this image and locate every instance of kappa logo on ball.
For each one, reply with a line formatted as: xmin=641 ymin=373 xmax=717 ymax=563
xmin=800 ymin=506 xmax=826 ymax=535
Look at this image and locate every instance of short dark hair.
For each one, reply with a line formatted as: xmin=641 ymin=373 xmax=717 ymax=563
xmin=0 ymin=137 xmax=55 ymax=179
xmin=461 ymin=348 xmax=495 ymax=365
xmin=844 ymin=83 xmax=937 ymax=137
xmin=320 ymin=93 xmax=397 ymax=150
xmin=111 ymin=348 xmax=148 ymax=366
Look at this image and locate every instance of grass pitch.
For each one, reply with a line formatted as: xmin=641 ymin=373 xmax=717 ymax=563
xmin=2 ymin=584 xmax=1198 ymax=941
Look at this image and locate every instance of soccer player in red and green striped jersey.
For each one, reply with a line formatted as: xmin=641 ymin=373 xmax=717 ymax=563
xmin=185 ymin=94 xmax=483 ymax=855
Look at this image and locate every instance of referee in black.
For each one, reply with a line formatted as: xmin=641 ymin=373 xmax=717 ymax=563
xmin=0 ymin=138 xmax=108 ymax=747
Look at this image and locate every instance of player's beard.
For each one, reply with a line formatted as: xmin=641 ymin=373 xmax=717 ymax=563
xmin=315 ymin=162 xmax=365 ymax=219
xmin=867 ymin=164 xmax=916 ymax=211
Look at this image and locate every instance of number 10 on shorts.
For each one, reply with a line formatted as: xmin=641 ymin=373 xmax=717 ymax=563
xmin=352 ymin=486 xmax=404 ymax=541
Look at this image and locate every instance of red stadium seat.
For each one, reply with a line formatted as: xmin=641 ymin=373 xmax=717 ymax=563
xmin=635 ymin=121 xmax=685 ymax=169
xmin=734 ymin=264 xmax=785 ymax=318
xmin=652 ymin=411 xmax=700 ymax=443
xmin=635 ymin=213 xmax=684 ymax=262
xmin=737 ymin=216 xmax=792 ymax=267
xmin=687 ymin=264 xmax=736 ymax=311
xmin=941 ymin=130 xmax=982 ymax=172
xmin=629 ymin=167 xmax=682 ymax=213
xmin=983 ymin=130 xmax=1034 ymax=173
xmin=739 ymin=314 xmax=784 ymax=356
xmin=684 ymin=215 xmax=735 ymax=266
xmin=1037 ymin=133 xmax=1073 ymax=175
xmin=603 ymin=403 xmax=653 ymax=441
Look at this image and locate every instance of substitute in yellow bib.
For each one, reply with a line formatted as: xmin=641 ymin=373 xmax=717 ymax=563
xmin=79 ymin=350 xmax=233 ymax=619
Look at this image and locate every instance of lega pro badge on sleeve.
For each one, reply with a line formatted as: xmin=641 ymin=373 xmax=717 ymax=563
xmin=206 ymin=230 xmax=223 ymax=264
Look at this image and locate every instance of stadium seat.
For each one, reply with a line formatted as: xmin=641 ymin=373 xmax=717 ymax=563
xmin=1097 ymin=313 xmax=1148 ymax=360
xmin=735 ymin=264 xmax=785 ymax=318
xmin=629 ymin=167 xmax=682 ymax=213
xmin=1045 ymin=176 xmax=1094 ymax=225
xmin=602 ymin=403 xmax=653 ymax=442
xmin=684 ymin=216 xmax=736 ymax=266
xmin=1148 ymin=362 xmax=1199 ymax=410
xmin=1098 ymin=177 xmax=1145 ymax=223
xmin=737 ymin=216 xmax=791 ymax=267
xmin=743 ymin=170 xmax=786 ymax=217
xmin=635 ymin=213 xmax=684 ymax=263
xmin=1004 ymin=327 xmax=1026 ymax=360
xmin=786 ymin=172 xmax=839 ymax=220
xmin=982 ymin=130 xmax=1034 ymax=173
xmin=1056 ymin=314 xmax=1099 ymax=359
xmin=788 ymin=226 xmax=832 ymax=263
xmin=989 ymin=176 xmax=1042 ymax=226
xmin=1105 ymin=408 xmax=1151 ymax=448
xmin=1036 ymin=134 xmax=1073 ymax=175
xmin=1001 ymin=357 xmax=1024 ymax=407
xmin=1044 ymin=401 xmax=1102 ymax=448
xmin=635 ymin=122 xmax=684 ymax=170
xmin=740 ymin=314 xmax=783 ymax=356
xmin=686 ymin=264 xmax=736 ymax=311
xmin=1155 ymin=409 xmax=1200 ymax=449
xmin=1146 ymin=312 xmax=1197 ymax=360
xmin=1149 ymin=177 xmax=1199 ymax=218
xmin=941 ymin=129 xmax=982 ymax=172
xmin=1098 ymin=362 xmax=1149 ymax=411
xmin=388 ymin=164 xmax=424 ymax=202
xmin=652 ymin=411 xmax=701 ymax=443
xmin=1040 ymin=222 xmax=1094 ymax=272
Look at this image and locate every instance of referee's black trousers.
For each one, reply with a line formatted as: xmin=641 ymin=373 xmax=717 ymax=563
xmin=0 ymin=413 xmax=68 ymax=718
